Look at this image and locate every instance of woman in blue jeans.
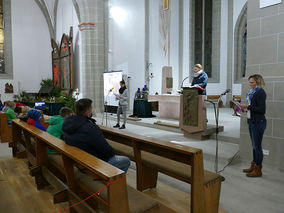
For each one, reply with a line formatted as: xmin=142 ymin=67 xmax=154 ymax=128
xmin=239 ymin=74 xmax=266 ymax=177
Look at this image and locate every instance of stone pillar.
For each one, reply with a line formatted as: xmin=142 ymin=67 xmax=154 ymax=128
xmin=77 ymin=0 xmax=106 ymax=115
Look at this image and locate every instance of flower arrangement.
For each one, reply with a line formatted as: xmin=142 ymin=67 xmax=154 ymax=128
xmin=135 ymin=85 xmax=149 ymax=100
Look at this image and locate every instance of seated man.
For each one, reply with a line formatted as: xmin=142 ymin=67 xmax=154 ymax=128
xmin=63 ymin=98 xmax=130 ymax=172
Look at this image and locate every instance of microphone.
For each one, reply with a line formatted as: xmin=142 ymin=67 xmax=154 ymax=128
xmin=220 ymin=89 xmax=231 ymax=96
xmin=181 ymin=76 xmax=189 ymax=88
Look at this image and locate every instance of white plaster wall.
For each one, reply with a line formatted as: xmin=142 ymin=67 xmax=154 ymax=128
xmin=56 ymin=0 xmax=79 ymax=42
xmin=56 ymin=0 xmax=80 ymax=96
xmin=109 ymin=0 xmax=145 ymax=109
xmin=0 ymin=0 xmax=52 ymax=102
xmin=169 ymin=0 xmax=180 ymax=93
xmin=148 ymin=0 xmax=180 ymax=95
xmin=182 ymin=0 xmax=190 ymax=85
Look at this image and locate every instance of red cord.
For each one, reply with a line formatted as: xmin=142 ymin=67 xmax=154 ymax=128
xmin=52 ymin=178 xmax=122 ymax=213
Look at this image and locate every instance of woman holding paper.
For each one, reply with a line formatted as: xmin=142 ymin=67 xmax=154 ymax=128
xmin=113 ymin=80 xmax=128 ymax=129
xmin=239 ymin=74 xmax=266 ymax=178
xmin=191 ymin=64 xmax=208 ymax=95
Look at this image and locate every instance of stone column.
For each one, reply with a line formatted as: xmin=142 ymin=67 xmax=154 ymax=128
xmin=77 ymin=0 xmax=106 ymax=114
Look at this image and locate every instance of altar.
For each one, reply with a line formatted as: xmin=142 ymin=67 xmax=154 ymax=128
xmin=148 ymin=94 xmax=180 ymax=120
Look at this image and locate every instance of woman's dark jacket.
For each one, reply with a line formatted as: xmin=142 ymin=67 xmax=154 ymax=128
xmin=248 ymin=88 xmax=266 ymax=123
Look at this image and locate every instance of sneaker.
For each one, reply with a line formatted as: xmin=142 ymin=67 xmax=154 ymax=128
xmin=119 ymin=124 xmax=125 ymax=129
xmin=113 ymin=123 xmax=120 ymax=128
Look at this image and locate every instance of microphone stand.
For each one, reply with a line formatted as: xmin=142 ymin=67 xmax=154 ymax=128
xmin=102 ymin=90 xmax=112 ymax=126
xmin=180 ymin=76 xmax=189 ymax=89
xmin=205 ymin=93 xmax=227 ymax=182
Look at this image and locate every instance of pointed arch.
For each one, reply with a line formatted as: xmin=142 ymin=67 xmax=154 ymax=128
xmin=234 ymin=3 xmax=247 ymax=83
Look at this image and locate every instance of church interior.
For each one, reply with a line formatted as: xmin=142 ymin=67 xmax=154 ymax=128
xmin=0 ymin=0 xmax=284 ymax=212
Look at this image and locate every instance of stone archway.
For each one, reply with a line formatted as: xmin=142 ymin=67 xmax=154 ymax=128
xmin=234 ymin=3 xmax=247 ymax=83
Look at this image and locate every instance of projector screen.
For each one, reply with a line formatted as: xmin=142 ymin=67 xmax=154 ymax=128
xmin=104 ymin=71 xmax=122 ymax=106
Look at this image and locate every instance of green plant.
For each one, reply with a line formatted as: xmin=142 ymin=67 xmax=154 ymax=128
xmin=40 ymin=78 xmax=61 ymax=97
xmin=55 ymin=95 xmax=76 ymax=111
xmin=64 ymin=95 xmax=76 ymax=111
xmin=13 ymin=94 xmax=21 ymax=101
xmin=40 ymin=79 xmax=53 ymax=88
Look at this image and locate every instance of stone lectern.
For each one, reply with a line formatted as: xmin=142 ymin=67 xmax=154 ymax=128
xmin=179 ymin=87 xmax=207 ymax=134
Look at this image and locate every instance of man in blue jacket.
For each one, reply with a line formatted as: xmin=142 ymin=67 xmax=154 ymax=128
xmin=62 ymin=98 xmax=130 ymax=172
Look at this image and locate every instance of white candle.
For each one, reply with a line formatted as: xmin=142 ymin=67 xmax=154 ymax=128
xmin=76 ymin=88 xmax=79 ymax=93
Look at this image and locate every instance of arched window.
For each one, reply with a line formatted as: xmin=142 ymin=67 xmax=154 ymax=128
xmin=241 ymin=27 xmax=247 ymax=78
xmin=234 ymin=4 xmax=247 ymax=83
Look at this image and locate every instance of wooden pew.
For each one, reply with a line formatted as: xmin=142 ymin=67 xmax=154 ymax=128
xmin=0 ymin=112 xmax=13 ymax=143
xmin=229 ymin=95 xmax=241 ymax=116
xmin=11 ymin=120 xmax=170 ymax=213
xmin=99 ymin=125 xmax=222 ymax=213
xmin=206 ymin=95 xmax=223 ymax=108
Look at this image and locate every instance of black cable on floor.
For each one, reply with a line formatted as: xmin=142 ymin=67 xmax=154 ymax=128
xmin=218 ymin=150 xmax=240 ymax=173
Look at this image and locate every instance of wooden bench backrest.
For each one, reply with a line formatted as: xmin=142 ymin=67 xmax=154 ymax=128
xmin=12 ymin=119 xmax=129 ymax=212
xmin=206 ymin=95 xmax=220 ymax=100
xmin=99 ymin=125 xmax=207 ymax=213
xmin=232 ymin=95 xmax=241 ymax=100
xmin=0 ymin=112 xmax=13 ymax=143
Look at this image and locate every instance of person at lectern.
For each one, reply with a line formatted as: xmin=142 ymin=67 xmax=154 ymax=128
xmin=191 ymin=64 xmax=208 ymax=95
xmin=239 ymin=74 xmax=266 ymax=178
xmin=113 ymin=80 xmax=128 ymax=129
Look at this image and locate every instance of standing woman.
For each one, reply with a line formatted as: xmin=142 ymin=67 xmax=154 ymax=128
xmin=191 ymin=64 xmax=208 ymax=95
xmin=113 ymin=80 xmax=128 ymax=129
xmin=239 ymin=74 xmax=266 ymax=177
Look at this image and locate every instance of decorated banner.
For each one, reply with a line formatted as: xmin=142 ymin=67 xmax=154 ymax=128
xmin=51 ymin=27 xmax=74 ymax=90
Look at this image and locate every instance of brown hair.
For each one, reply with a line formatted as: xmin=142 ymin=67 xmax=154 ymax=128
xmin=248 ymin=74 xmax=265 ymax=87
xmin=120 ymin=80 xmax=125 ymax=85
xmin=59 ymin=107 xmax=73 ymax=117
xmin=194 ymin=64 xmax=203 ymax=70
xmin=75 ymin=98 xmax=92 ymax=116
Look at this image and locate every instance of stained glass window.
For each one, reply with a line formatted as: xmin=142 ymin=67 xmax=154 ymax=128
xmin=0 ymin=0 xmax=4 ymax=73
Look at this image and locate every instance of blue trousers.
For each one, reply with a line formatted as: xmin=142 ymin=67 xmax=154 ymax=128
xmin=108 ymin=155 xmax=130 ymax=172
xmin=248 ymin=120 xmax=266 ymax=167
